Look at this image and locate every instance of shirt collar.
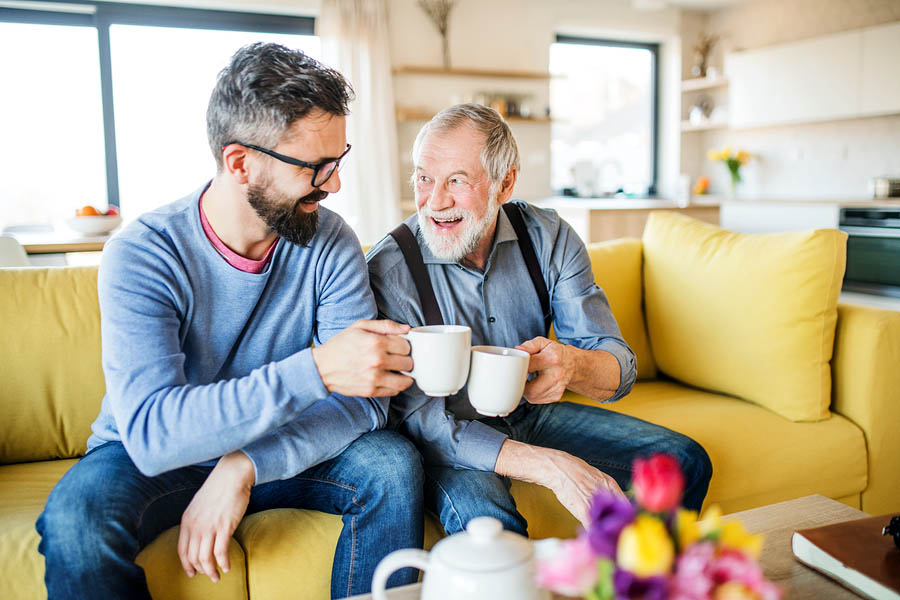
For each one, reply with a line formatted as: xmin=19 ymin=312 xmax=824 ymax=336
xmin=409 ymin=203 xmax=520 ymax=266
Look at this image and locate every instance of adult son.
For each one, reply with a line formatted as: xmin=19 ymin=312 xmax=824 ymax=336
xmin=367 ymin=104 xmax=712 ymax=536
xmin=37 ymin=43 xmax=421 ymax=599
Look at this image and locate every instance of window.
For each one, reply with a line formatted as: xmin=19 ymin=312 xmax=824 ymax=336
xmin=0 ymin=2 xmax=316 ymax=230
xmin=549 ymin=35 xmax=659 ymax=198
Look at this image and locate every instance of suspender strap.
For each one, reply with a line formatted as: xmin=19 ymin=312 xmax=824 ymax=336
xmin=389 ymin=224 xmax=444 ymax=326
xmin=502 ymin=203 xmax=552 ymax=335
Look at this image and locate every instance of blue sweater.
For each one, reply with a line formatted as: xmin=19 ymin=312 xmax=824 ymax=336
xmin=87 ymin=185 xmax=384 ymax=484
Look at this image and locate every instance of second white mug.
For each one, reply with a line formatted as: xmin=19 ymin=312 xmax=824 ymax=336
xmin=467 ymin=345 xmax=530 ymax=417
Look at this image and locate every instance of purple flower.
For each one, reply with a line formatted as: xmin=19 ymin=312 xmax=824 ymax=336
xmin=586 ymin=492 xmax=637 ymax=558
xmin=613 ymin=569 xmax=668 ymax=600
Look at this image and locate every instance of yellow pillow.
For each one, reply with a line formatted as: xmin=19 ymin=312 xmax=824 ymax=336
xmin=0 ymin=267 xmax=105 ymax=463
xmin=641 ymin=212 xmax=846 ymax=422
xmin=586 ymin=239 xmax=657 ymax=380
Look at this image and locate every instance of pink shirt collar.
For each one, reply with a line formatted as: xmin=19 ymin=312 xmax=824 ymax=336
xmin=199 ymin=195 xmax=278 ymax=274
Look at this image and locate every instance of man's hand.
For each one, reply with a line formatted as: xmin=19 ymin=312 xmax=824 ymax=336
xmin=515 ymin=337 xmax=576 ymax=405
xmin=312 ymin=319 xmax=414 ymax=397
xmin=494 ymin=440 xmax=626 ymax=528
xmin=177 ymin=451 xmax=254 ymax=582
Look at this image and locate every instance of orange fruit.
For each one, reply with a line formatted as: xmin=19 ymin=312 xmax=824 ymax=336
xmin=76 ymin=205 xmax=101 ymax=217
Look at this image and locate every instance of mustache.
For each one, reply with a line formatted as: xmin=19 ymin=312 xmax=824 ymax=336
xmin=299 ymin=190 xmax=328 ymax=205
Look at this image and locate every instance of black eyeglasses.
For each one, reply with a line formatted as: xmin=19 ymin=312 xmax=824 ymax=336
xmin=223 ymin=141 xmax=351 ymax=187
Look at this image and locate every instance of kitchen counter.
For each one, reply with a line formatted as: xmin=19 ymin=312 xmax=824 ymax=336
xmin=531 ymin=196 xmax=719 ymax=243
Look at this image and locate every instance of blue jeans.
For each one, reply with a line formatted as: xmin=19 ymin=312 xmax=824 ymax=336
xmin=36 ymin=430 xmax=424 ymax=599
xmin=426 ymin=402 xmax=712 ymax=536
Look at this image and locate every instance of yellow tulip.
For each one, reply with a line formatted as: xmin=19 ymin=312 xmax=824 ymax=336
xmin=721 ymin=146 xmax=732 ymax=160
xmin=713 ymin=581 xmax=757 ymax=599
xmin=736 ymin=151 xmax=750 ymax=165
xmin=697 ymin=504 xmax=722 ymax=537
xmin=707 ymin=149 xmax=721 ymax=161
xmin=675 ymin=509 xmax=701 ymax=550
xmin=720 ymin=520 xmax=764 ymax=559
xmin=616 ymin=514 xmax=675 ymax=577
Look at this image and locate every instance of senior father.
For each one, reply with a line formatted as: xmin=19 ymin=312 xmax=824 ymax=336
xmin=37 ymin=43 xmax=421 ymax=599
xmin=367 ymin=104 xmax=713 ymax=536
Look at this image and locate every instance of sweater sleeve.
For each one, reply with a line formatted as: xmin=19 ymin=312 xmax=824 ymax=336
xmin=240 ymin=223 xmax=388 ymax=484
xmin=98 ymin=220 xmax=379 ymax=478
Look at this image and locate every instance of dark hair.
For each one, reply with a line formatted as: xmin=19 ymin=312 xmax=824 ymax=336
xmin=207 ymin=42 xmax=354 ymax=170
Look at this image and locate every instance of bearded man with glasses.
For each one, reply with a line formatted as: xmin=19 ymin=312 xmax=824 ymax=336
xmin=36 ymin=42 xmax=421 ymax=599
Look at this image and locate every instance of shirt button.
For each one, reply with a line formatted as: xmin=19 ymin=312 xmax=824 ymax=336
xmin=488 ymin=316 xmax=496 ymax=323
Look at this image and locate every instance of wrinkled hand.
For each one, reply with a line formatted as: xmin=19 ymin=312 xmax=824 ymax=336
xmin=515 ymin=337 xmax=575 ymax=405
xmin=177 ymin=452 xmax=254 ymax=582
xmin=312 ymin=319 xmax=414 ymax=397
xmin=542 ymin=448 xmax=627 ymax=528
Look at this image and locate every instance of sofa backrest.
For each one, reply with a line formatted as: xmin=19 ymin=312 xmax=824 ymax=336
xmin=0 ymin=266 xmax=105 ymax=464
xmin=585 ymin=239 xmax=656 ymax=380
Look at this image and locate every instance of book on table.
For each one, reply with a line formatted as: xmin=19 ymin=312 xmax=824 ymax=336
xmin=792 ymin=513 xmax=900 ymax=600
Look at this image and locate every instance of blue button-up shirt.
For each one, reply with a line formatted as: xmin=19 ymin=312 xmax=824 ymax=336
xmin=366 ymin=200 xmax=636 ymax=472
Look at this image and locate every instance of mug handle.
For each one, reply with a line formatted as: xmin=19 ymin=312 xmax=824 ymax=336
xmin=371 ymin=549 xmax=430 ymax=600
xmin=399 ymin=332 xmax=415 ymax=377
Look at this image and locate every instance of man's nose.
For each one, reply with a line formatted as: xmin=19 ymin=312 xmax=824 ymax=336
xmin=318 ymin=169 xmax=342 ymax=194
xmin=428 ymin=184 xmax=452 ymax=211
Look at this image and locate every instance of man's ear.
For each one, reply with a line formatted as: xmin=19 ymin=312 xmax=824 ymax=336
xmin=222 ymin=145 xmax=250 ymax=185
xmin=497 ymin=167 xmax=518 ymax=204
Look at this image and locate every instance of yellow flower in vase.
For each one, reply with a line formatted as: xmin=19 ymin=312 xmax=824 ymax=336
xmin=708 ymin=146 xmax=752 ymax=196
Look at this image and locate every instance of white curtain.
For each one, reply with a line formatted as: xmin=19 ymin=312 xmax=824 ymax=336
xmin=318 ymin=0 xmax=401 ymax=246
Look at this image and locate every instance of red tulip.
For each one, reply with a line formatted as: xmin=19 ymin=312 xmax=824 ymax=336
xmin=632 ymin=454 xmax=685 ymax=512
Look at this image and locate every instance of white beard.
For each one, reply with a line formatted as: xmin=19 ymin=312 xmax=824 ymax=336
xmin=418 ymin=196 xmax=500 ymax=262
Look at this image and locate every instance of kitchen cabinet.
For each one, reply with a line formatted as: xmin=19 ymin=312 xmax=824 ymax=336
xmin=860 ymin=21 xmax=900 ymax=116
xmin=725 ymin=30 xmax=861 ymax=128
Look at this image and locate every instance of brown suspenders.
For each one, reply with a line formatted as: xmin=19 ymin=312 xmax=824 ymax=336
xmin=388 ymin=203 xmax=552 ymax=334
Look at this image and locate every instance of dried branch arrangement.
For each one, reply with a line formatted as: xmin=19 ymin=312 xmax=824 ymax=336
xmin=417 ymin=0 xmax=459 ymax=68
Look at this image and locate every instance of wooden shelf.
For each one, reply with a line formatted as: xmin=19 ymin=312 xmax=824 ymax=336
xmin=681 ymin=120 xmax=728 ymax=132
xmin=393 ymin=65 xmax=551 ymax=80
xmin=396 ymin=107 xmax=551 ymax=123
xmin=681 ymin=77 xmax=729 ymax=92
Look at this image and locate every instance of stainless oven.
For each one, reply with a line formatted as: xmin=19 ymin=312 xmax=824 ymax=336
xmin=840 ymin=208 xmax=900 ymax=298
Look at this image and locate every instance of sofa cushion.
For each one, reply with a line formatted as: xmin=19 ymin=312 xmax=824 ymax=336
xmin=586 ymin=239 xmax=656 ymax=380
xmin=0 ymin=459 xmax=247 ymax=600
xmin=0 ymin=267 xmax=105 ymax=463
xmin=566 ymin=381 xmax=867 ymax=514
xmin=641 ymin=212 xmax=846 ymax=421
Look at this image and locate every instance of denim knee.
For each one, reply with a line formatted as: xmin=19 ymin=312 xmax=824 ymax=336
xmin=354 ymin=430 xmax=424 ymax=495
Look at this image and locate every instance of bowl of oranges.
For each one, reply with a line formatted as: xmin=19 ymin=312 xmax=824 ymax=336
xmin=65 ymin=205 xmax=122 ymax=235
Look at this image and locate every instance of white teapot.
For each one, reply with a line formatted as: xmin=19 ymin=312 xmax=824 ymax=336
xmin=371 ymin=516 xmax=550 ymax=600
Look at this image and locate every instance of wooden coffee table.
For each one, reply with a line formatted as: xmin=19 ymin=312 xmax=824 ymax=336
xmin=729 ymin=494 xmax=869 ymax=599
xmin=351 ymin=494 xmax=869 ymax=599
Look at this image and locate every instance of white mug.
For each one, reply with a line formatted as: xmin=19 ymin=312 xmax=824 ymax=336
xmin=467 ymin=346 xmax=530 ymax=417
xmin=402 ymin=325 xmax=471 ymax=397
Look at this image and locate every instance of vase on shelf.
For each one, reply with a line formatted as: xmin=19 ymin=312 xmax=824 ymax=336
xmin=728 ymin=168 xmax=742 ymax=198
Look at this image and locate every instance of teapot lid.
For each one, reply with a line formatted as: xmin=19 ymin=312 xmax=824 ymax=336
xmin=432 ymin=516 xmax=533 ymax=572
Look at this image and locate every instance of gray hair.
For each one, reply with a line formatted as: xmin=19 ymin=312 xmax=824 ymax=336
xmin=207 ymin=42 xmax=354 ymax=171
xmin=412 ymin=103 xmax=520 ymax=198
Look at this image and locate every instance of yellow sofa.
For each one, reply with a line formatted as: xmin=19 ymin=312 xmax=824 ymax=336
xmin=2 ymin=215 xmax=899 ymax=599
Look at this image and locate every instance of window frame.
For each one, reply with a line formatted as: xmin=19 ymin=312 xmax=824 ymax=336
xmin=0 ymin=1 xmax=315 ymax=209
xmin=553 ymin=34 xmax=660 ymax=197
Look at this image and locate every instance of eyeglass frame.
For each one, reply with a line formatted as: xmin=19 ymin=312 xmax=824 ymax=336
xmin=222 ymin=141 xmax=351 ymax=187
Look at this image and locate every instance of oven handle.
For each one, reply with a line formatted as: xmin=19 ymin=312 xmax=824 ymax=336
xmin=840 ymin=226 xmax=900 ymax=239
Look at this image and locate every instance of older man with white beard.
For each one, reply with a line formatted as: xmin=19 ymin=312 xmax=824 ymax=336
xmin=366 ymin=104 xmax=713 ymax=536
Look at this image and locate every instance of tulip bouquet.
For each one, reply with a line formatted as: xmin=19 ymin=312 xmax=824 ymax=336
xmin=535 ymin=454 xmax=780 ymax=600
xmin=707 ymin=147 xmax=751 ymax=196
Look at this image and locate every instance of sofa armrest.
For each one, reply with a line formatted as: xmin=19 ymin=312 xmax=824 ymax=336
xmin=831 ymin=302 xmax=900 ymax=514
